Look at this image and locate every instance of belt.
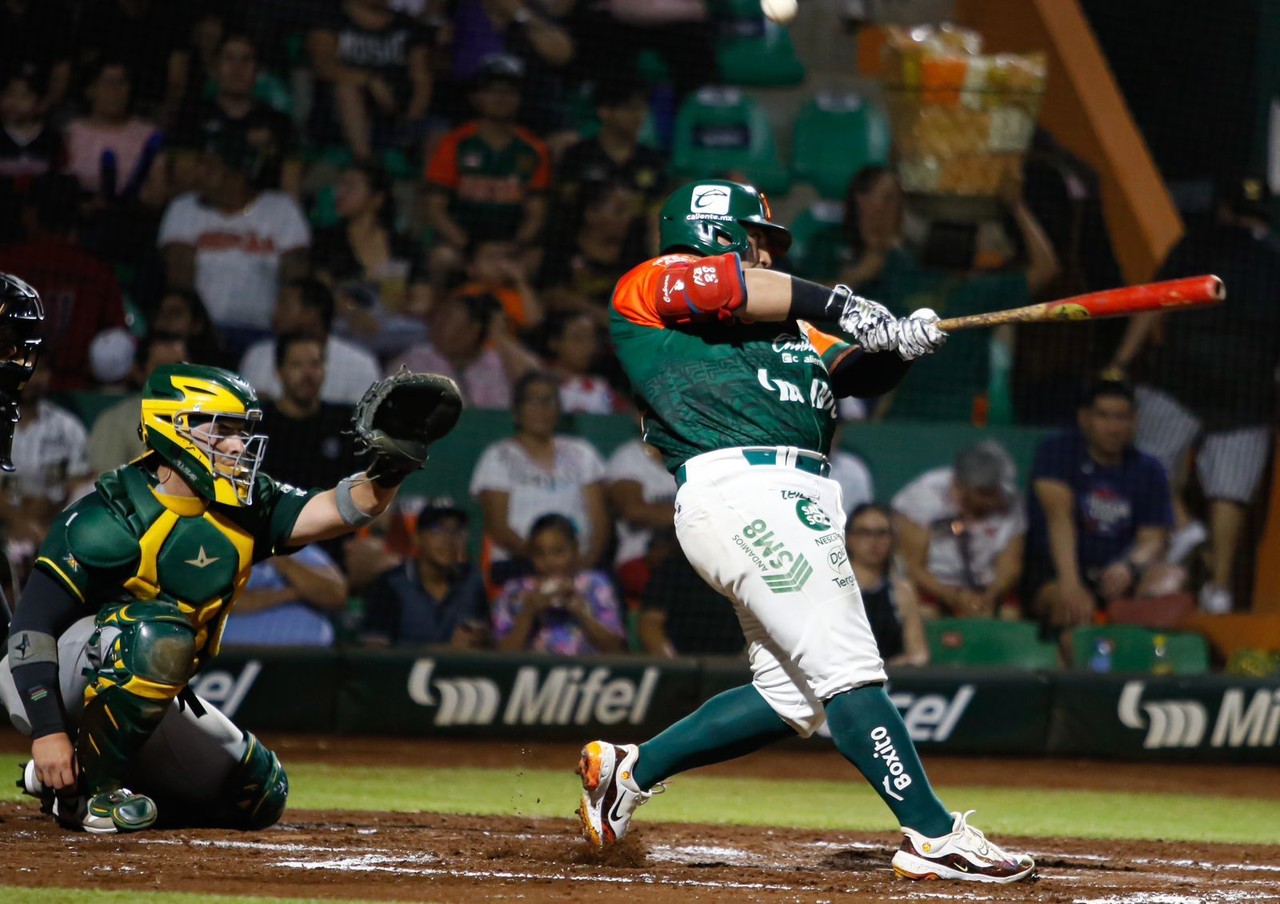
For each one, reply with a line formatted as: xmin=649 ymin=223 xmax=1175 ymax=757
xmin=675 ymin=448 xmax=831 ymax=487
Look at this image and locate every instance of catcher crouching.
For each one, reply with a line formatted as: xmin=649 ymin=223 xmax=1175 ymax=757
xmin=0 ymin=364 xmax=461 ymax=832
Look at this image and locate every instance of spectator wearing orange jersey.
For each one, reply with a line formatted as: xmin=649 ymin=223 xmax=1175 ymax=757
xmin=422 ymin=54 xmax=550 ymax=292
xmin=449 ymin=237 xmax=544 ymax=332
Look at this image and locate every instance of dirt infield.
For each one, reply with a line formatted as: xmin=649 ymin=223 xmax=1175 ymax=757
xmin=2 ymin=735 xmax=1278 ymax=902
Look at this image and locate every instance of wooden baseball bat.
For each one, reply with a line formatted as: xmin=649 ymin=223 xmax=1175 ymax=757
xmin=936 ymin=275 xmax=1225 ymax=331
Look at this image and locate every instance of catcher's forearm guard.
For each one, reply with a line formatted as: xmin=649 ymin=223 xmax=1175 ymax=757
xmin=351 ymin=369 xmax=464 ymax=488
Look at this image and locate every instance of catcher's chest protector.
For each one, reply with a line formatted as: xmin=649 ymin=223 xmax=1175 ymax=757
xmin=86 ymin=467 xmax=253 ymax=654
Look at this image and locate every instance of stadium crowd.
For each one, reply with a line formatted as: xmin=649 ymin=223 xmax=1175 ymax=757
xmin=1 ymin=0 xmax=1276 ymax=666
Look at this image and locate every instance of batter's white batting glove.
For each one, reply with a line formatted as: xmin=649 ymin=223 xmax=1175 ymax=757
xmin=835 ymin=287 xmax=900 ymax=354
xmin=896 ymin=308 xmax=948 ymax=360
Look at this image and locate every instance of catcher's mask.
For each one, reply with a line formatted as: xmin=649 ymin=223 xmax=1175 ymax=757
xmin=658 ymin=180 xmax=792 ymax=259
xmin=0 ymin=273 xmax=45 ymax=472
xmin=140 ymin=364 xmax=267 ymax=507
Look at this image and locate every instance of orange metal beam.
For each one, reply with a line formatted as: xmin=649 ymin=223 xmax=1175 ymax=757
xmin=955 ymin=0 xmax=1184 ymax=284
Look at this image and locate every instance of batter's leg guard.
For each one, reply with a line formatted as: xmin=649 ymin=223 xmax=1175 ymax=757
xmin=218 ymin=732 xmax=289 ymax=829
xmin=76 ymin=601 xmax=196 ymax=799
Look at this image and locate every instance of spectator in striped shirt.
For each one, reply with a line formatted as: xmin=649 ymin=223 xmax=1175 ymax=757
xmin=1109 ymin=176 xmax=1280 ymax=614
xmin=220 ymin=544 xmax=350 ymax=648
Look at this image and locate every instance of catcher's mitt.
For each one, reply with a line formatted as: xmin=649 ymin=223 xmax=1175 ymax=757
xmin=351 ymin=368 xmax=463 ymax=487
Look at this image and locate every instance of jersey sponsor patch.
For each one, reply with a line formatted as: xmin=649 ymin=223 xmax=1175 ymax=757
xmin=795 ymin=498 xmax=833 ymax=531
xmin=736 ymin=518 xmax=815 ymax=593
xmin=870 ymin=724 xmax=914 ymax=798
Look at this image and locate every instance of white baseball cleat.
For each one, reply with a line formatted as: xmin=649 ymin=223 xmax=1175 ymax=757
xmin=891 ymin=810 xmax=1036 ymax=883
xmin=575 ymin=741 xmax=661 ymax=850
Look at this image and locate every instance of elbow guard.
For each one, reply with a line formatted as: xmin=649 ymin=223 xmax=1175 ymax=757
xmin=654 ymin=252 xmax=747 ymax=324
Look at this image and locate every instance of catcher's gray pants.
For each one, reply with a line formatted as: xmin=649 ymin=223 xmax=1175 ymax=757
xmin=0 ymin=615 xmax=248 ymax=803
xmin=1134 ymin=386 xmax=1271 ymax=504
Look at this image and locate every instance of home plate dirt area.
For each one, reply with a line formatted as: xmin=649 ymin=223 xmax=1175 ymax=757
xmin=1 ymin=736 xmax=1277 ymax=903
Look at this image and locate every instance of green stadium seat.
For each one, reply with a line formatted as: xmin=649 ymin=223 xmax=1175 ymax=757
xmin=671 ymin=87 xmax=791 ymax=194
xmin=1070 ymin=625 xmax=1211 ymax=674
xmin=711 ymin=0 xmax=806 ymax=87
xmin=791 ymin=92 xmax=891 ymax=199
xmin=787 ymin=200 xmax=846 ymax=282
xmin=925 ymin=618 xmax=1061 ymax=669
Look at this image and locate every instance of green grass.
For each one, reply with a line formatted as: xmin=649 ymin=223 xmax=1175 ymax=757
xmin=6 ymin=762 xmax=1275 ymax=845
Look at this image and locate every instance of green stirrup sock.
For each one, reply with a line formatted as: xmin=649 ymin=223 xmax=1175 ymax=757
xmin=634 ymin=684 xmax=794 ymax=790
xmin=824 ymin=685 xmax=953 ymax=837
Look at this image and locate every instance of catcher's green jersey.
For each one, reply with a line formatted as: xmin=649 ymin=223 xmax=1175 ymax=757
xmin=34 ymin=462 xmax=319 ymax=659
xmin=610 ymin=255 xmax=838 ymax=473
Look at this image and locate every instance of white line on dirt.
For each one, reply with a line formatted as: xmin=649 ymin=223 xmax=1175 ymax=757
xmin=1075 ymin=894 xmax=1280 ymax=904
xmin=275 ymin=856 xmax=802 ymax=892
xmin=1130 ymin=858 xmax=1280 ymax=874
xmin=139 ymin=829 xmax=1280 ymax=897
xmin=647 ymin=844 xmax=765 ymax=866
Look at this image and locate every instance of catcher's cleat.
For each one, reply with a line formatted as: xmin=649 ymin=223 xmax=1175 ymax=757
xmin=892 ymin=810 xmax=1036 ymax=884
xmin=17 ymin=760 xmax=55 ymax=813
xmin=575 ymin=741 xmax=661 ymax=850
xmin=69 ymin=788 xmax=158 ymax=834
xmin=18 ymin=760 xmax=96 ymax=822
xmin=18 ymin=759 xmax=47 ymax=797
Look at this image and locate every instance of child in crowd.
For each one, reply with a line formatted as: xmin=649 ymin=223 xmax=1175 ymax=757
xmin=492 ymin=513 xmax=624 ymax=655
xmin=451 ymin=237 xmax=543 ymax=332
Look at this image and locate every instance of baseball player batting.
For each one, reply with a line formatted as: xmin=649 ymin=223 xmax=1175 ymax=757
xmin=0 ymin=362 xmax=461 ymax=833
xmin=575 ymin=180 xmax=1035 ymax=884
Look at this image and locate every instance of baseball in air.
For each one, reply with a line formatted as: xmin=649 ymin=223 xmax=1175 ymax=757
xmin=760 ymin=0 xmax=797 ymax=24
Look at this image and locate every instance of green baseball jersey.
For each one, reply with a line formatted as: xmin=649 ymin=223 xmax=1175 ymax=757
xmin=610 ymin=255 xmax=839 ymax=473
xmin=34 ymin=462 xmax=319 ymax=659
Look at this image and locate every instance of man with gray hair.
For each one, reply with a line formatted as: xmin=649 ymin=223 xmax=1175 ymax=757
xmin=891 ymin=440 xmax=1026 ymax=618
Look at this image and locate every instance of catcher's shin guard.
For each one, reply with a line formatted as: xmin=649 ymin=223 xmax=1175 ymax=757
xmin=219 ymin=732 xmax=288 ymax=829
xmin=77 ymin=601 xmax=196 ymax=795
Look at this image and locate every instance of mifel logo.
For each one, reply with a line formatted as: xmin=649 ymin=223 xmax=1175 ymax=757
xmin=1117 ymin=681 xmax=1207 ymax=748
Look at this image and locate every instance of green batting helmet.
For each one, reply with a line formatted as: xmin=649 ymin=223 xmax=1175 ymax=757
xmin=140 ymin=364 xmax=267 ymax=507
xmin=658 ymin=180 xmax=792 ymax=258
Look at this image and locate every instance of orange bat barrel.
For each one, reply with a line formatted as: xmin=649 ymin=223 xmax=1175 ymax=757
xmin=937 ymin=275 xmax=1225 ymax=332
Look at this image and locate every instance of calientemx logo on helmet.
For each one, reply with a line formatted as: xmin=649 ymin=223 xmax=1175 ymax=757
xmin=690 ymin=184 xmax=731 ymax=215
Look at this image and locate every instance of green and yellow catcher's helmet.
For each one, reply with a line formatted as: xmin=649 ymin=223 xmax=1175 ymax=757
xmin=658 ymin=180 xmax=792 ymax=259
xmin=140 ymin=364 xmax=267 ymax=507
